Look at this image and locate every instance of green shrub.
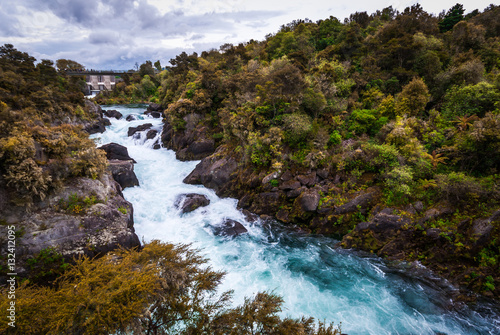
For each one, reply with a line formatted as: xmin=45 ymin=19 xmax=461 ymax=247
xmin=384 ymin=165 xmax=414 ymax=201
xmin=442 ymin=82 xmax=500 ymax=119
xmin=328 ymin=130 xmax=342 ymax=146
xmin=26 ymin=247 xmax=69 ymax=286
xmin=348 ymin=109 xmax=388 ymax=136
xmin=435 ymin=172 xmax=498 ymax=203
xmin=282 ymin=113 xmax=312 ymax=146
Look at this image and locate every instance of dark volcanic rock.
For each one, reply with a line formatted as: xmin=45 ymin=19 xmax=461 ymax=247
xmin=128 ymin=123 xmax=153 ymax=137
xmin=84 ymin=118 xmax=111 ymax=134
xmin=296 ymin=189 xmax=320 ymax=212
xmin=174 ymin=193 xmax=210 ymax=213
xmin=279 ymin=179 xmax=301 ymax=191
xmin=103 ymin=109 xmax=123 ymax=119
xmin=146 ymin=129 xmax=158 ymax=140
xmin=148 ymin=103 xmax=162 ymax=112
xmin=98 ymin=143 xmax=136 ymax=162
xmin=249 ymin=192 xmax=283 ymax=215
xmin=334 ymin=188 xmax=377 ymax=215
xmin=357 ymin=212 xmax=410 ymax=234
xmin=183 ymin=146 xmax=238 ymax=193
xmin=83 ymin=101 xmax=111 ymax=134
xmin=161 ymin=113 xmax=216 ymax=160
xmin=212 ymin=219 xmax=248 ymax=237
xmin=296 ymin=172 xmax=317 ymax=187
xmin=126 ymin=114 xmax=137 ymax=121
xmin=108 ymin=160 xmax=139 ymax=189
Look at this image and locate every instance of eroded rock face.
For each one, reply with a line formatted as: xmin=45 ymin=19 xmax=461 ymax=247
xmin=183 ymin=146 xmax=238 ymax=193
xmin=212 ymin=219 xmax=248 ymax=237
xmin=174 ymin=193 xmax=210 ymax=213
xmin=108 ymin=160 xmax=139 ymax=189
xmin=0 ymin=173 xmax=140 ymax=277
xmin=82 ymin=100 xmax=111 ymax=134
xmin=161 ymin=114 xmax=215 ymax=161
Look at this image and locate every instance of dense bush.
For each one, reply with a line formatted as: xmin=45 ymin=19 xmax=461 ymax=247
xmin=0 ymin=241 xmax=342 ymax=335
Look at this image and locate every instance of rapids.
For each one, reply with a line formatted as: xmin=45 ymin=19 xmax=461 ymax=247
xmin=91 ymin=104 xmax=499 ymax=335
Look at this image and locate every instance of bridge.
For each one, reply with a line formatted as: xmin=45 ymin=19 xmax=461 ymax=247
xmin=65 ymin=70 xmax=136 ymax=95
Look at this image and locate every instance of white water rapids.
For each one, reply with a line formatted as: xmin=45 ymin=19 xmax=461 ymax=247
xmin=91 ymin=104 xmax=499 ymax=335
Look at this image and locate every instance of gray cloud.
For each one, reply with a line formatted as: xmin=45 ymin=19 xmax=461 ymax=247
xmin=88 ymin=31 xmax=121 ymax=45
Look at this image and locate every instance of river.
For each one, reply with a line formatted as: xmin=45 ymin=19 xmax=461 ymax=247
xmin=91 ymin=104 xmax=499 ymax=335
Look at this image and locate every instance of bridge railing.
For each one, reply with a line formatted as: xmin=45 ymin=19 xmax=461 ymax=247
xmin=65 ymin=69 xmax=136 ymax=75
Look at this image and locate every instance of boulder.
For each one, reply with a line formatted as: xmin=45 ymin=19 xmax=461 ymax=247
xmin=470 ymin=210 xmax=500 ymax=249
xmin=184 ymin=140 xmax=215 ymax=160
xmin=296 ymin=189 xmax=320 ymax=212
xmin=108 ymin=160 xmax=139 ymax=189
xmin=84 ymin=118 xmax=111 ymax=134
xmin=125 ymin=115 xmax=137 ymax=121
xmin=98 ymin=143 xmax=136 ymax=163
xmin=174 ymin=193 xmax=210 ymax=213
xmin=296 ymin=172 xmax=317 ymax=187
xmin=334 ymin=189 xmax=377 ymax=215
xmin=287 ymin=186 xmax=305 ymax=198
xmin=148 ymin=103 xmax=162 ymax=112
xmin=356 ymin=212 xmax=410 ymax=234
xmin=103 ymin=109 xmax=123 ymax=119
xmin=146 ymin=129 xmax=158 ymax=140
xmin=317 ymin=168 xmax=329 ymax=180
xmin=161 ymin=114 xmax=215 ymax=160
xmin=212 ymin=219 xmax=248 ymax=237
xmin=279 ymin=179 xmax=301 ymax=191
xmin=262 ymin=171 xmax=281 ymax=185
xmin=128 ymin=123 xmax=153 ymax=137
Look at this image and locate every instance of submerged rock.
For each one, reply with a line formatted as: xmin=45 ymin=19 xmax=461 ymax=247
xmin=212 ymin=219 xmax=248 ymax=237
xmin=128 ymin=123 xmax=153 ymax=137
xmin=103 ymin=109 xmax=123 ymax=119
xmin=174 ymin=193 xmax=210 ymax=213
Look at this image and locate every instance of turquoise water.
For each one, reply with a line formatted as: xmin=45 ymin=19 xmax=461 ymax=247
xmin=91 ymin=105 xmax=500 ymax=335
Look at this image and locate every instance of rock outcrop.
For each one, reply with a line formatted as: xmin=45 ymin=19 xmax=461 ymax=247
xmin=82 ymin=100 xmax=111 ymax=134
xmin=98 ymin=143 xmax=139 ymax=188
xmin=108 ymin=160 xmax=140 ymax=189
xmin=0 ymin=173 xmax=141 ymax=278
xmin=98 ymin=143 xmax=137 ymax=162
xmin=161 ymin=113 xmax=215 ymax=161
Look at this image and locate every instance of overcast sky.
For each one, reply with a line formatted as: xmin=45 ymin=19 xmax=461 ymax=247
xmin=0 ymin=0 xmax=495 ymax=70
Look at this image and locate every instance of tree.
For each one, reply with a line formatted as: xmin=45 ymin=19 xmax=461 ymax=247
xmin=154 ymin=60 xmax=162 ymax=72
xmin=139 ymin=60 xmax=155 ymax=78
xmin=55 ymin=59 xmax=84 ymax=72
xmin=438 ymin=3 xmax=464 ymax=33
xmin=395 ymin=77 xmax=430 ymax=116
